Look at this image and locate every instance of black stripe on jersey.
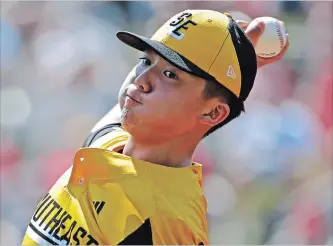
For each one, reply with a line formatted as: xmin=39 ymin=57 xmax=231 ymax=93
xmin=96 ymin=201 xmax=105 ymax=215
xmin=118 ymin=219 xmax=153 ymax=245
xmin=29 ymin=222 xmax=57 ymax=245
xmin=93 ymin=201 xmax=100 ymax=210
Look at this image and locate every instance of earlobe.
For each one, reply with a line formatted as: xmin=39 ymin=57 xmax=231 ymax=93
xmin=200 ymin=104 xmax=230 ymax=126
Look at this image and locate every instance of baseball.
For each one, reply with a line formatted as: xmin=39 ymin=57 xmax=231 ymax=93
xmin=249 ymin=17 xmax=288 ymax=58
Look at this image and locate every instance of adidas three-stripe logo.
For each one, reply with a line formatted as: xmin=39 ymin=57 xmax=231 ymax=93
xmin=93 ymin=201 xmax=105 ymax=215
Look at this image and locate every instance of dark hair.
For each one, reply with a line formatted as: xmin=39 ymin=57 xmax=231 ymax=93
xmin=202 ymin=80 xmax=245 ymax=137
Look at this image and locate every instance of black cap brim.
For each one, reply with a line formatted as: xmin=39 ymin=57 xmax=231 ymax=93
xmin=116 ymin=31 xmax=214 ymax=81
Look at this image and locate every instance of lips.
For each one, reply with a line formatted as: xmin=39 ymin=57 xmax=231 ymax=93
xmin=125 ymin=85 xmax=143 ymax=105
xmin=126 ymin=93 xmax=142 ymax=104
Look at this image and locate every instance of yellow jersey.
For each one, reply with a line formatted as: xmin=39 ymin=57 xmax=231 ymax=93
xmin=22 ymin=127 xmax=208 ymax=245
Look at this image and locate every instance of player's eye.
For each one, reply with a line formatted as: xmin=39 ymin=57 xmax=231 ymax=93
xmin=139 ymin=57 xmax=151 ymax=66
xmin=163 ymin=70 xmax=178 ymax=79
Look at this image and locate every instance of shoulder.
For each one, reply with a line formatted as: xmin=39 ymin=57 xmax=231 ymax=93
xmin=85 ymin=125 xmax=130 ymax=153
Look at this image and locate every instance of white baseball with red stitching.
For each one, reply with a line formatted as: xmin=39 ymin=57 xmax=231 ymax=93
xmin=249 ymin=17 xmax=287 ymax=58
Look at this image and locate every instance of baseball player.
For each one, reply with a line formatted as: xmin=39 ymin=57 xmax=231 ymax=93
xmin=22 ymin=10 xmax=288 ymax=245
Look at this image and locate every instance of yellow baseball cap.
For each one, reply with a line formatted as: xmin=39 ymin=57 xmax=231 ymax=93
xmin=117 ymin=9 xmax=257 ymax=101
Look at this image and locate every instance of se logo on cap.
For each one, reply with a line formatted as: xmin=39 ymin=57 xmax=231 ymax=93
xmin=169 ymin=13 xmax=197 ymax=40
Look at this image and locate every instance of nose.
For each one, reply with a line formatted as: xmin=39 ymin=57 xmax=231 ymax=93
xmin=133 ymin=69 xmax=152 ymax=93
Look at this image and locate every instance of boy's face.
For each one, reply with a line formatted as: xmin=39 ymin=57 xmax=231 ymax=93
xmin=117 ymin=49 xmax=226 ymax=142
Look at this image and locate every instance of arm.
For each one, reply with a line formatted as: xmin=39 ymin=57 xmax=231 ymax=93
xmin=83 ymin=103 xmax=122 ymax=147
xmin=91 ymin=103 xmax=122 ymax=132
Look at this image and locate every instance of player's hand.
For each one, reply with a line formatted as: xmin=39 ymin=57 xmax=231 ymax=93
xmin=236 ymin=20 xmax=289 ymax=68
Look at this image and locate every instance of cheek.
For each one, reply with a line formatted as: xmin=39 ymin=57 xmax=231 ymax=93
xmin=147 ymin=91 xmax=201 ymax=121
xmin=118 ymin=67 xmax=137 ymax=107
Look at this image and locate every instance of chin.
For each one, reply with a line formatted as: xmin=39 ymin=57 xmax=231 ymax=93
xmin=120 ymin=108 xmax=136 ymax=132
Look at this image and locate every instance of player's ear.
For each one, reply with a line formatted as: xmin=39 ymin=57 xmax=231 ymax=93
xmin=199 ymin=102 xmax=230 ymax=126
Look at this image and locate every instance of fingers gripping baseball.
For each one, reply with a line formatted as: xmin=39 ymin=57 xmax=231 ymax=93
xmin=237 ymin=19 xmax=265 ymax=47
xmin=236 ymin=18 xmax=289 ymax=68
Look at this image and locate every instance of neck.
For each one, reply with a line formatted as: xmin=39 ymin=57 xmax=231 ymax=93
xmin=122 ymin=134 xmax=200 ymax=168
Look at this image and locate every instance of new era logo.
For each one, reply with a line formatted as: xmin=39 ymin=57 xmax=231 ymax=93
xmin=227 ymin=65 xmax=236 ymax=79
xmin=93 ymin=201 xmax=105 ymax=215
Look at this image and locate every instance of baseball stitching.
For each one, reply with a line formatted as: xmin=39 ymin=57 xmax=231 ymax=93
xmin=276 ymin=20 xmax=285 ymax=49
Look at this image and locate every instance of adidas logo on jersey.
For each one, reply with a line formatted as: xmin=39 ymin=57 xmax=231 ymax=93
xmin=227 ymin=65 xmax=236 ymax=79
xmin=93 ymin=201 xmax=105 ymax=215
